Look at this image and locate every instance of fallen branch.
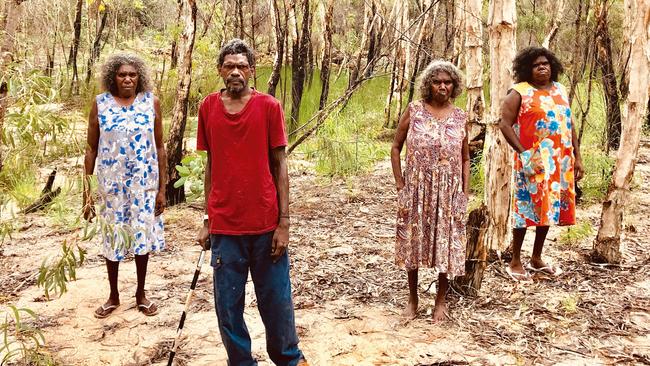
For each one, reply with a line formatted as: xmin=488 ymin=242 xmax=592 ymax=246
xmin=21 ymin=169 xmax=61 ymax=214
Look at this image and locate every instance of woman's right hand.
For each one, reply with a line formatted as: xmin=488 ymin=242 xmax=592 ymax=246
xmin=82 ymin=194 xmax=96 ymax=222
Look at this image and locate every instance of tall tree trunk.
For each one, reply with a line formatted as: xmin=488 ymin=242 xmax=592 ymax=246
xmin=542 ymin=0 xmax=566 ymax=48
xmin=465 ymin=0 xmax=485 ymax=143
xmin=69 ymin=0 xmax=83 ymax=95
xmin=451 ymin=0 xmax=466 ymax=66
xmin=318 ymin=0 xmax=334 ymax=111
xmin=85 ymin=5 xmax=108 ymax=84
xmin=595 ymin=1 xmax=622 ymax=151
xmin=383 ymin=0 xmax=408 ymax=129
xmin=451 ymin=0 xmax=486 ymax=295
xmin=593 ymin=0 xmax=649 ymax=264
xmin=1 ymin=0 xmax=26 ymax=172
xmin=364 ymin=0 xmax=379 ymax=78
xmin=289 ymin=0 xmax=310 ymax=132
xmin=483 ymin=0 xmax=516 ymax=253
xmin=407 ymin=0 xmax=438 ymax=104
xmin=170 ymin=0 xmax=183 ymax=69
xmin=267 ymin=0 xmax=284 ymax=97
xmin=568 ymin=0 xmax=591 ymax=104
xmin=165 ymin=0 xmax=197 ymax=206
xmin=349 ymin=1 xmax=373 ymax=89
xmin=236 ymin=0 xmax=245 ymax=39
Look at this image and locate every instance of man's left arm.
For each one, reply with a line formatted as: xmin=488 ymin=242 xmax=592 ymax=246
xmin=270 ymin=146 xmax=289 ymax=261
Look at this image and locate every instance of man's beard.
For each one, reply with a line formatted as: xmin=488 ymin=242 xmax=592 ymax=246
xmin=226 ymin=77 xmax=246 ymax=94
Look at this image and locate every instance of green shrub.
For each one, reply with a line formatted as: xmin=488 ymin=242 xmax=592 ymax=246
xmin=559 ymin=221 xmax=594 ymax=247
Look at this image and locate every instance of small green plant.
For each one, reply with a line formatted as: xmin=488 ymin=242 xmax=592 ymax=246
xmin=470 ymin=150 xmax=485 ymax=199
xmin=36 ymin=241 xmax=87 ymax=300
xmin=559 ymin=221 xmax=594 ymax=246
xmin=561 ymin=294 xmax=580 ymax=314
xmin=579 ymin=148 xmax=615 ymax=203
xmin=0 ymin=305 xmax=57 ymax=365
xmin=174 ymin=150 xmax=207 ymax=201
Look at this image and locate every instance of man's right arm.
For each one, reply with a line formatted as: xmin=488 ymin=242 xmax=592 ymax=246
xmin=196 ymin=99 xmax=212 ymax=249
xmin=197 ymin=151 xmax=211 ymax=249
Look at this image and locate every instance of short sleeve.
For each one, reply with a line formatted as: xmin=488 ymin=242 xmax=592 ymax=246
xmin=196 ymin=97 xmax=209 ymax=151
xmin=268 ymin=99 xmax=287 ymax=148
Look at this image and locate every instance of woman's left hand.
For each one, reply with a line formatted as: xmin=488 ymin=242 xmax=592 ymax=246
xmin=574 ymin=158 xmax=585 ymax=182
xmin=155 ymin=191 xmax=166 ymax=216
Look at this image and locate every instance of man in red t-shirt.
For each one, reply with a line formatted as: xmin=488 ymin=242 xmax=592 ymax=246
xmin=195 ymin=39 xmax=307 ymax=366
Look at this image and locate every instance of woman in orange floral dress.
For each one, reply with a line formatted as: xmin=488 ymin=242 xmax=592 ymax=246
xmin=391 ymin=60 xmax=470 ymax=322
xmin=499 ymin=47 xmax=584 ymax=281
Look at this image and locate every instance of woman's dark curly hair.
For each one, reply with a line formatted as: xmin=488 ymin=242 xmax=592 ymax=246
xmin=512 ymin=47 xmax=564 ymax=83
xmin=100 ymin=53 xmax=152 ymax=95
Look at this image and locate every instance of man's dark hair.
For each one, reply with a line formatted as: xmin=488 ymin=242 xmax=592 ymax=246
xmin=512 ymin=46 xmax=564 ymax=83
xmin=217 ymin=38 xmax=255 ymax=67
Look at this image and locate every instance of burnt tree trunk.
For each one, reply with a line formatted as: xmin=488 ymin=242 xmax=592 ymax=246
xmin=318 ymin=0 xmax=334 ymax=111
xmin=364 ymin=0 xmax=379 ymax=78
xmin=69 ymin=0 xmax=83 ymax=95
xmin=289 ymin=0 xmax=310 ymax=132
xmin=85 ymin=6 xmax=109 ymax=84
xmin=165 ymin=0 xmax=197 ymax=206
xmin=451 ymin=205 xmax=488 ymax=296
xmin=595 ymin=1 xmax=622 ymax=151
xmin=267 ymin=0 xmax=284 ymax=97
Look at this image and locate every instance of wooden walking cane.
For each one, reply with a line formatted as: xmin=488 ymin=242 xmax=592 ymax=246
xmin=167 ymin=240 xmax=210 ymax=366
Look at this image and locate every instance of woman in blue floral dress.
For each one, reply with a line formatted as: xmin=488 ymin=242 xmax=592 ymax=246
xmin=83 ymin=53 xmax=166 ymax=318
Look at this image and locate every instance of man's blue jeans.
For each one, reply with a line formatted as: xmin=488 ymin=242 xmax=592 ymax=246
xmin=210 ymin=233 xmax=304 ymax=366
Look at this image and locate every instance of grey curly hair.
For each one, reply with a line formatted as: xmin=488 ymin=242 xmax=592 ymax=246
xmin=100 ymin=53 xmax=153 ymax=95
xmin=418 ymin=60 xmax=463 ymax=101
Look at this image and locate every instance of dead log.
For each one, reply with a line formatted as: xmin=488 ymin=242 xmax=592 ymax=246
xmin=451 ymin=204 xmax=488 ymax=297
xmin=22 ymin=169 xmax=60 ymax=214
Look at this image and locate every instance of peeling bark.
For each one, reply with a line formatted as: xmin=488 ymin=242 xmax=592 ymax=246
xmin=483 ymin=0 xmax=517 ymax=253
xmin=593 ymin=0 xmax=649 ymax=263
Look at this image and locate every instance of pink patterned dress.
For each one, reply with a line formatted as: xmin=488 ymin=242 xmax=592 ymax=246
xmin=396 ymin=101 xmax=467 ymax=277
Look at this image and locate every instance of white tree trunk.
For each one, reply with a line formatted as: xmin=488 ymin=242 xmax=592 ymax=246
xmin=452 ymin=0 xmax=466 ymax=67
xmin=465 ymin=0 xmax=485 ymax=142
xmin=483 ymin=0 xmax=516 ymax=252
xmin=593 ymin=0 xmax=650 ymax=263
xmin=542 ymin=0 xmax=566 ymax=49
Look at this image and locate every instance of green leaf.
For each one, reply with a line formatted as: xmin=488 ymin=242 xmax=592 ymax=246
xmin=173 ymin=176 xmax=187 ymax=188
xmin=176 ymin=165 xmax=190 ymax=176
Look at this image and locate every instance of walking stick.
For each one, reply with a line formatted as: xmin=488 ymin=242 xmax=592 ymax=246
xmin=167 ymin=241 xmax=210 ymax=366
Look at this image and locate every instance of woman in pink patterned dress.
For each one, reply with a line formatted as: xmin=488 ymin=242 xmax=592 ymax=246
xmin=391 ymin=60 xmax=470 ymax=322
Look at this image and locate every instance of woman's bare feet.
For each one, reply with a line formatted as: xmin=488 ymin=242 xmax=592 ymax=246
xmin=402 ymin=297 xmax=418 ymax=318
xmin=432 ymin=298 xmax=447 ymax=323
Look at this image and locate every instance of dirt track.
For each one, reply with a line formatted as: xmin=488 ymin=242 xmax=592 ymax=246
xmin=1 ymin=141 xmax=649 ymax=365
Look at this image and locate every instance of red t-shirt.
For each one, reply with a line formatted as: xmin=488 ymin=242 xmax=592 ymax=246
xmin=196 ymin=89 xmax=287 ymax=235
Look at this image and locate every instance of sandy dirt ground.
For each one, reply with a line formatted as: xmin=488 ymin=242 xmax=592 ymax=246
xmin=1 ymin=140 xmax=649 ymax=366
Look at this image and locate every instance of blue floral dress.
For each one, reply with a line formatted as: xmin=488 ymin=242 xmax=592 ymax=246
xmin=95 ymin=91 xmax=165 ymax=261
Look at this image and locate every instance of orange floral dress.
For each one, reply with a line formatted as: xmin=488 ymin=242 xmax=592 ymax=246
xmin=511 ymin=82 xmax=576 ymax=228
xmin=395 ymin=101 xmax=467 ymax=277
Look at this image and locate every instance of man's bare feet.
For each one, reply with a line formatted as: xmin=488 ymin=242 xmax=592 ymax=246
xmin=432 ymin=299 xmax=447 ymax=323
xmin=402 ymin=298 xmax=418 ymax=318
